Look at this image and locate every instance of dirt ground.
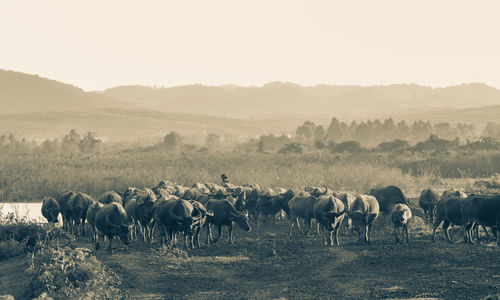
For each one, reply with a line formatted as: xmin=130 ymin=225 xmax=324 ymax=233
xmin=70 ymin=217 xmax=500 ymax=300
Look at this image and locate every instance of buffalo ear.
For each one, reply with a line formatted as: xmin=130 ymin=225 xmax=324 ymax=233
xmin=206 ymin=210 xmax=214 ymax=217
xmin=367 ymin=213 xmax=378 ymax=224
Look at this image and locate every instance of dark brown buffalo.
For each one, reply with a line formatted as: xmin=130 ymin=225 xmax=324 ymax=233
xmin=460 ymin=194 xmax=500 ymax=245
xmin=257 ymin=189 xmax=295 ymax=224
xmin=66 ymin=192 xmax=93 ymax=236
xmin=419 ymin=189 xmax=439 ymax=223
xmin=154 ymin=199 xmax=201 ymax=248
xmin=205 ymin=199 xmax=251 ymax=245
xmin=86 ymin=201 xmax=103 ymax=242
xmin=57 ymin=191 xmax=76 ymax=231
xmin=432 ymin=193 xmax=468 ymax=243
xmin=94 ymin=202 xmax=133 ymax=254
xmin=134 ymin=189 xmax=157 ymax=242
xmin=368 ymin=186 xmax=407 ymax=213
xmin=41 ymin=197 xmax=60 ymax=223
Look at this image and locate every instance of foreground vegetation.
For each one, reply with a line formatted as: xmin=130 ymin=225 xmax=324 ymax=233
xmin=0 ymin=212 xmax=125 ymax=299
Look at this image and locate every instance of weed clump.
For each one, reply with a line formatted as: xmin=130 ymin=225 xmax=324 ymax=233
xmin=28 ymin=246 xmax=125 ymax=299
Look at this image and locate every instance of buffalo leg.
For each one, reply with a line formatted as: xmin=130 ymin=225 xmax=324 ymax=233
xmin=366 ymin=224 xmax=372 ymax=244
xmin=431 ymin=218 xmax=443 ymax=243
xmin=107 ymin=235 xmax=113 ymax=254
xmin=205 ymin=223 xmax=212 ymax=245
xmin=212 ymin=225 xmax=222 ymax=244
xmin=288 ymin=218 xmax=296 ymax=237
xmin=394 ymin=226 xmax=400 ymax=243
xmin=228 ymin=223 xmax=234 ymax=244
xmin=296 ymin=217 xmax=305 ymax=235
xmin=304 ymin=218 xmax=312 ymax=236
xmin=404 ymin=224 xmax=409 ymax=244
xmin=443 ymin=221 xmax=454 ymax=243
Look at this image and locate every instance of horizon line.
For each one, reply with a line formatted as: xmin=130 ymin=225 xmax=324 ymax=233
xmin=1 ymin=67 xmax=497 ymax=92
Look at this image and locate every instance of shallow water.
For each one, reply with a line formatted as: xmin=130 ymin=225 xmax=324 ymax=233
xmin=0 ymin=202 xmax=56 ymax=223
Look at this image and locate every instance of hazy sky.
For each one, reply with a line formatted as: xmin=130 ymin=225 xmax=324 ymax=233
xmin=1 ymin=1 xmax=499 ymax=91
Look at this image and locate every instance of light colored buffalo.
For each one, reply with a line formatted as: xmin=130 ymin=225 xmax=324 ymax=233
xmin=313 ymin=196 xmax=346 ymax=246
xmin=348 ymin=195 xmax=379 ymax=244
xmin=98 ymin=191 xmax=122 ymax=206
xmin=391 ymin=204 xmax=412 ymax=244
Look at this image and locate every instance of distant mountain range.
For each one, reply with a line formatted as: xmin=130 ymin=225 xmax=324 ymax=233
xmin=1 ymin=68 xmax=500 ymax=141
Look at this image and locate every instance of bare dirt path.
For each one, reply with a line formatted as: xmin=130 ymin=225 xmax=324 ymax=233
xmin=74 ymin=221 xmax=500 ymax=299
xmin=0 ymin=256 xmax=30 ymax=299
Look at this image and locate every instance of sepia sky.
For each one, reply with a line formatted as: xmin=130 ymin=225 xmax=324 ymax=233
xmin=1 ymin=0 xmax=499 ymax=91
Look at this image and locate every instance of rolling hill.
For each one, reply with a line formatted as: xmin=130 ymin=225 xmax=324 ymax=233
xmin=2 ymin=68 xmax=500 ymax=141
xmin=0 ymin=69 xmax=126 ymax=114
xmin=102 ymin=82 xmax=500 ymax=120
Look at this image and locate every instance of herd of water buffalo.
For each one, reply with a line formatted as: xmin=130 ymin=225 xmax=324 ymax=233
xmin=40 ymin=177 xmax=500 ymax=254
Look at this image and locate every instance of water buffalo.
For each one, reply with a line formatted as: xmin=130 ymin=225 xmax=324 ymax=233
xmin=257 ymin=189 xmax=295 ymax=224
xmin=368 ymin=186 xmax=407 ymax=213
xmin=94 ymin=202 xmax=133 ymax=254
xmin=66 ymin=192 xmax=93 ymax=236
xmin=287 ymin=192 xmax=318 ymax=237
xmin=121 ymin=187 xmax=138 ymax=206
xmin=336 ymin=192 xmax=356 ymax=234
xmin=154 ymin=199 xmax=201 ymax=248
xmin=124 ymin=198 xmax=138 ymax=240
xmin=57 ymin=191 xmax=76 ymax=231
xmin=432 ymin=193 xmax=468 ymax=243
xmin=186 ymin=200 xmax=213 ymax=248
xmin=419 ymin=189 xmax=439 ymax=223
xmin=41 ymin=197 xmax=60 ymax=223
xmin=135 ymin=189 xmax=157 ymax=242
xmin=86 ymin=201 xmax=103 ymax=242
xmin=313 ymin=196 xmax=346 ymax=246
xmin=391 ymin=204 xmax=412 ymax=244
xmin=460 ymin=194 xmax=500 ymax=245
xmin=99 ymin=191 xmax=123 ymax=205
xmin=205 ymin=199 xmax=251 ymax=245
xmin=348 ymin=195 xmax=379 ymax=244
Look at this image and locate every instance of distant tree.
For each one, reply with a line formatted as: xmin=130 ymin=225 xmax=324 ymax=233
xmin=326 ymin=118 xmax=344 ymax=141
xmin=206 ymin=133 xmax=221 ymax=149
xmin=330 ymin=141 xmax=363 ymax=153
xmin=279 ymin=143 xmax=303 ymax=154
xmin=257 ymin=140 xmax=264 ymax=153
xmin=296 ymin=121 xmax=316 ymax=142
xmin=163 ymin=131 xmax=183 ymax=149
xmin=62 ymin=129 xmax=80 ymax=153
xmin=313 ymin=125 xmax=326 ymax=141
xmin=377 ymin=139 xmax=409 ymax=152
xmin=79 ymin=131 xmax=101 ymax=153
xmin=314 ymin=139 xmax=325 ymax=149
